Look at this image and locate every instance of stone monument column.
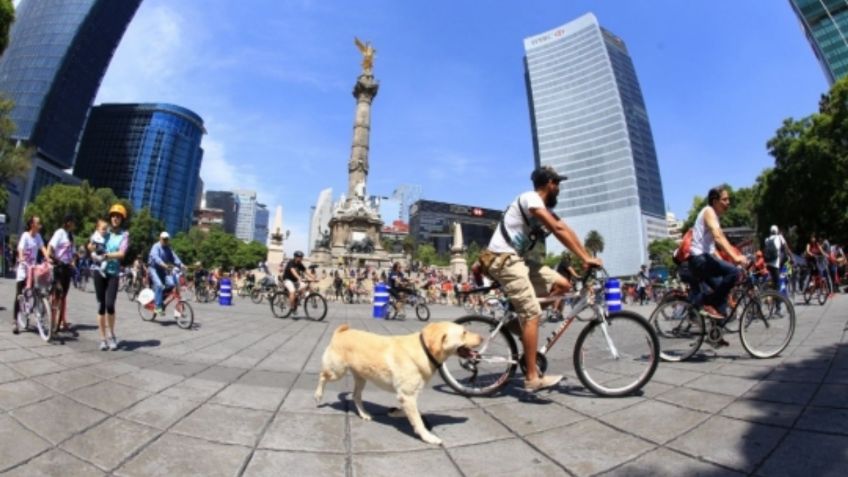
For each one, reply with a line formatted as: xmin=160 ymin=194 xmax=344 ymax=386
xmin=347 ymin=74 xmax=379 ymax=202
xmin=450 ymin=222 xmax=467 ymax=280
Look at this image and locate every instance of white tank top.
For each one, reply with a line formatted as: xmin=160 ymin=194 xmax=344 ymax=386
xmin=690 ymin=206 xmax=715 ymax=256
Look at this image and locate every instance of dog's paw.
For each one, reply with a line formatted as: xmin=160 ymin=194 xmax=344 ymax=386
xmin=313 ymin=392 xmax=323 ymax=405
xmin=387 ymin=407 xmax=405 ymax=418
xmin=358 ymin=412 xmax=373 ymax=421
xmin=420 ymin=433 xmax=443 ymax=446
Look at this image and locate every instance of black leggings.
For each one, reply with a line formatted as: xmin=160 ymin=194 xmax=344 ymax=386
xmin=12 ymin=280 xmax=24 ymax=324
xmin=93 ymin=273 xmax=119 ymax=315
xmin=53 ymin=263 xmax=73 ymax=299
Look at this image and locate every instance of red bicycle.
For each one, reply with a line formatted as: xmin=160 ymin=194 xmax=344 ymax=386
xmin=138 ymin=269 xmax=195 ymax=329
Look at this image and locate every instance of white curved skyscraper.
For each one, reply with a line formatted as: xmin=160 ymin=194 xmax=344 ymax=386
xmin=524 ymin=13 xmax=667 ymax=276
xmin=308 ymin=188 xmax=333 ymax=254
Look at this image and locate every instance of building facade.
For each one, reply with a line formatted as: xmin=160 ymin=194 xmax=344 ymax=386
xmin=205 ymin=191 xmax=238 ymax=234
xmin=0 ymin=0 xmax=142 ymax=232
xmin=74 ymin=103 xmax=205 ymax=234
xmin=409 ymin=200 xmax=502 ymax=256
xmin=524 ymin=13 xmax=667 ymax=276
xmin=254 ymin=203 xmax=269 ymax=244
xmin=193 ymin=208 xmax=224 ymax=233
xmin=790 ymin=0 xmax=848 ymax=84
xmin=234 ymin=190 xmax=258 ymax=243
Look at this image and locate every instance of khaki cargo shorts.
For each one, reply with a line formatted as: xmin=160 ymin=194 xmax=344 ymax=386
xmin=485 ymin=253 xmax=559 ymax=322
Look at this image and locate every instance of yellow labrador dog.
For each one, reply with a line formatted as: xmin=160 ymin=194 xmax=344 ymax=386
xmin=314 ymin=321 xmax=482 ymax=445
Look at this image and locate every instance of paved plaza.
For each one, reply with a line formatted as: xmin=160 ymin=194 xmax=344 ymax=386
xmin=1 ymin=279 xmax=847 ymax=476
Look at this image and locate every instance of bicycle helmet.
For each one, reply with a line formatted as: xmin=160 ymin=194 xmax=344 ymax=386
xmin=293 ymin=250 xmax=304 ymax=258
xmin=109 ymin=204 xmax=127 ymax=219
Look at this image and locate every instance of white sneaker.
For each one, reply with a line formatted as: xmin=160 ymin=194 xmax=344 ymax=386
xmin=108 ymin=337 xmax=118 ymax=350
xmin=99 ymin=341 xmax=108 ymax=351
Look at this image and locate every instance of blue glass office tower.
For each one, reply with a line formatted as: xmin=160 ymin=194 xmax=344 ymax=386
xmin=790 ymin=0 xmax=848 ymax=84
xmin=74 ymin=104 xmax=205 ymax=234
xmin=0 ymin=0 xmax=142 ymax=167
xmin=524 ymin=13 xmax=667 ymax=276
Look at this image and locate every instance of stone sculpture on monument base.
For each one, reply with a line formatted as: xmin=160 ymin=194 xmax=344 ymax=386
xmin=449 ymin=221 xmax=467 ymax=280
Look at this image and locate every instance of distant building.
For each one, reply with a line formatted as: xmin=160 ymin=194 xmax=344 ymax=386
xmin=254 ymin=203 xmax=269 ymax=244
xmin=524 ymin=13 xmax=667 ymax=276
xmin=409 ymin=200 xmax=501 ymax=255
xmin=0 ymin=0 xmax=142 ymax=232
xmin=205 ymin=191 xmax=237 ymax=234
xmin=193 ymin=208 xmax=224 ymax=232
xmin=234 ymin=190 xmax=258 ymax=243
xmin=666 ymin=212 xmax=683 ymax=242
xmin=195 ymin=178 xmax=204 ymax=210
xmin=308 ymin=188 xmax=333 ymax=254
xmin=790 ymin=0 xmax=848 ymax=84
xmin=74 ymin=103 xmax=205 ymax=234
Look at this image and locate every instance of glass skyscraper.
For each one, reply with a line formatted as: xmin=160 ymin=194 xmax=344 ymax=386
xmin=74 ymin=103 xmax=205 ymax=234
xmin=524 ymin=13 xmax=667 ymax=276
xmin=790 ymin=0 xmax=848 ymax=84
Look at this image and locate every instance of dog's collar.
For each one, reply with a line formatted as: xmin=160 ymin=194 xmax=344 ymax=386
xmin=419 ymin=332 xmax=442 ymax=368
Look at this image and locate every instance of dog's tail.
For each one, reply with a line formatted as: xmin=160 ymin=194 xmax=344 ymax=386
xmin=334 ymin=324 xmax=351 ymax=335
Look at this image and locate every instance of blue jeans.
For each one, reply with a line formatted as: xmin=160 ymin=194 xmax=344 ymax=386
xmin=149 ymin=268 xmax=174 ymax=309
xmin=688 ymin=254 xmax=738 ymax=315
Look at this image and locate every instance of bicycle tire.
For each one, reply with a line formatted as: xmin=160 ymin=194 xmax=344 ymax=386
xmin=269 ymin=291 xmax=292 ymax=318
xmin=573 ymin=310 xmax=659 ymax=397
xmin=304 ymin=293 xmax=327 ymax=321
xmin=251 ymin=288 xmax=264 ymax=304
xmin=803 ymin=285 xmax=813 ymax=304
xmin=175 ymin=300 xmax=194 ymax=329
xmin=138 ymin=302 xmax=157 ymax=321
xmin=416 ymin=304 xmax=431 ymax=321
xmin=648 ymin=298 xmax=704 ymax=362
xmin=34 ymin=294 xmax=52 ymax=342
xmin=739 ymin=290 xmax=795 ymax=359
xmin=817 ymin=285 xmax=827 ymax=305
xmin=16 ymin=293 xmax=30 ymax=331
xmin=438 ymin=315 xmax=518 ymax=397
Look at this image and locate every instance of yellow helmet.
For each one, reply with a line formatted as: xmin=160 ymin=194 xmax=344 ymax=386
xmin=109 ymin=204 xmax=127 ymax=219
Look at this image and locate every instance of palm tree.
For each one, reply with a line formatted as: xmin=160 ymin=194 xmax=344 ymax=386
xmin=585 ymin=230 xmax=605 ymax=257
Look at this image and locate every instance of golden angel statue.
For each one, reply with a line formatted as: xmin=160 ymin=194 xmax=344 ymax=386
xmin=354 ymin=37 xmax=376 ymax=73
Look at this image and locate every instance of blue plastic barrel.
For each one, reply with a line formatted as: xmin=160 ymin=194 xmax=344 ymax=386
xmin=373 ymin=282 xmax=388 ymax=319
xmin=604 ymin=278 xmax=622 ymax=313
xmin=219 ymin=277 xmax=232 ymax=306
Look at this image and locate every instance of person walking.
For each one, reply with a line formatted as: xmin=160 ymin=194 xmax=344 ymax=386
xmin=90 ymin=204 xmax=130 ymax=350
xmin=637 ymin=265 xmax=650 ymax=305
xmin=763 ymin=225 xmax=792 ymax=291
xmin=12 ymin=216 xmax=49 ymax=334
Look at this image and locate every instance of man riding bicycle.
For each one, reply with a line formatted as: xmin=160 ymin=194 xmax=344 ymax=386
xmin=282 ymin=251 xmax=317 ymax=314
xmin=388 ymin=262 xmax=416 ymax=315
xmin=480 ymin=166 xmax=601 ymax=392
xmin=148 ymin=232 xmax=184 ymax=313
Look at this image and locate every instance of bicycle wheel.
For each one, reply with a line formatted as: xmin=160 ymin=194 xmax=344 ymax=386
xmin=574 ymin=310 xmax=659 ymax=397
xmin=250 ymin=288 xmax=264 ymax=304
xmin=649 ymin=298 xmax=704 ymax=362
xmin=739 ymin=291 xmax=795 ymax=359
xmin=803 ymin=284 xmax=813 ymax=304
xmin=416 ymin=303 xmax=431 ymax=321
xmin=138 ymin=302 xmax=157 ymax=321
xmin=269 ymin=292 xmax=292 ymax=318
xmin=386 ymin=299 xmax=399 ymax=320
xmin=304 ymin=293 xmax=327 ymax=321
xmin=34 ymin=294 xmax=52 ymax=342
xmin=817 ymin=285 xmax=827 ymax=305
xmin=438 ymin=315 xmax=518 ymax=397
xmin=174 ymin=300 xmax=194 ymax=329
xmin=16 ymin=292 xmax=30 ymax=331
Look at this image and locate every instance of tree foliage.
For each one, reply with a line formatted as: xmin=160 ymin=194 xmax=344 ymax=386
xmin=171 ymin=226 xmax=268 ymax=270
xmin=126 ymin=208 xmax=165 ymax=263
xmin=648 ymin=238 xmax=678 ymax=273
xmin=0 ymin=97 xmax=33 ymax=210
xmin=681 ymin=184 xmax=758 ymax=233
xmin=584 ymin=230 xmax=605 ymax=257
xmin=465 ymin=241 xmax=481 ymax=265
xmin=24 ymin=182 xmax=123 ymax=239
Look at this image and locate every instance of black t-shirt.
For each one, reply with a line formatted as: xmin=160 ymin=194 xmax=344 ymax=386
xmin=388 ymin=270 xmax=404 ymax=289
xmin=283 ymin=260 xmax=306 ymax=282
xmin=555 ymin=256 xmax=572 ymax=277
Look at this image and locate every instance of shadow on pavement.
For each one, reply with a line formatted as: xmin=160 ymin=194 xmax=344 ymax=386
xmin=119 ymin=339 xmax=161 ymax=351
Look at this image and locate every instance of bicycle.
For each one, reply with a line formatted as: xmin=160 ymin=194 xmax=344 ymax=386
xmin=250 ymin=276 xmax=277 ymax=304
xmin=343 ymin=281 xmax=369 ymax=304
xmin=386 ymin=286 xmax=430 ymax=321
xmin=439 ymin=266 xmax=660 ymax=397
xmin=649 ymin=267 xmax=795 ymax=362
xmin=15 ymin=263 xmax=56 ymax=342
xmin=269 ymin=280 xmax=327 ymax=321
xmin=802 ymin=266 xmax=829 ymax=306
xmin=137 ymin=269 xmax=194 ymax=329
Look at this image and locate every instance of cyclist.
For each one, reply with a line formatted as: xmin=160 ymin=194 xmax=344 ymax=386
xmin=12 ymin=216 xmax=49 ymax=334
xmin=193 ymin=263 xmax=208 ymax=295
xmin=46 ymin=214 xmax=77 ymax=332
xmin=388 ymin=262 xmax=416 ymax=316
xmin=282 ymin=251 xmax=317 ymax=313
xmin=805 ymin=234 xmax=829 ymax=294
xmin=480 ymin=166 xmax=600 ymax=392
xmin=688 ymin=186 xmax=748 ymax=322
xmin=148 ymin=231 xmax=183 ymax=314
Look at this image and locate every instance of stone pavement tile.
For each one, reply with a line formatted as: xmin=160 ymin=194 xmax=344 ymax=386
xmin=714 ymin=363 xmax=775 ymax=380
xmin=83 ymin=360 xmax=139 ymax=379
xmin=353 ymin=449 xmax=461 ymax=477
xmin=244 ymin=450 xmax=346 ymax=477
xmin=811 ymin=384 xmax=848 ymax=407
xmin=0 ymin=379 xmax=54 ymax=411
xmin=656 ymin=387 xmax=735 ymax=414
xmin=779 ymin=353 xmax=831 ymax=369
xmin=449 ymin=438 xmax=564 ymax=477
xmin=147 ymin=359 xmax=207 ymax=377
xmin=428 ymin=407 xmax=513 ymax=448
xmin=757 ymin=430 xmax=848 ymax=477
xmin=11 ymin=395 xmax=108 ymax=444
xmin=158 ymin=376 xmax=228 ymax=402
xmin=743 ymin=380 xmax=817 ymax=405
xmin=0 ymin=363 xmax=23 ymax=383
xmin=485 ymin=400 xmax=584 ymax=436
xmin=56 ymin=351 xmax=105 ymax=368
xmin=720 ymin=399 xmax=802 ymax=427
xmin=527 ymin=419 xmax=654 ymax=476
xmin=119 ymin=393 xmax=203 ymax=430
xmin=284 ymin=374 xmax=352 ymax=415
xmin=824 ymin=367 xmax=848 ymax=384
xmin=600 ymin=400 xmax=710 ymax=444
xmin=211 ymin=381 xmax=287 ymax=411
xmin=349 ymin=410 xmax=432 ymax=453
xmin=8 ymin=357 xmax=65 ymax=377
xmin=0 ymin=414 xmax=51 ymax=472
xmin=171 ymin=402 xmax=271 ymax=446
xmin=554 ymin=392 xmax=645 ymax=417
xmin=668 ymin=416 xmax=786 ymax=473
xmin=190 ymin=364 xmax=244 ymax=385
xmin=415 ymin=385 xmax=478 ymax=411
xmin=258 ymin=412 xmax=345 ymax=452
xmin=599 ymin=447 xmax=743 ymax=477
xmin=114 ymin=433 xmax=250 ymax=477
xmin=0 ymin=347 xmax=40 ymax=363
xmin=34 ymin=368 xmax=103 ymax=393
xmin=795 ymin=406 xmax=848 ymax=434
xmin=685 ymin=374 xmax=758 ymax=397
xmin=3 ymin=448 xmax=105 ymax=477
xmin=61 ymin=417 xmax=159 ymax=471
xmin=116 ymin=353 xmax=163 ymax=369
xmin=650 ymin=366 xmax=704 ymax=386
xmin=68 ymin=381 xmax=151 ymax=414
xmin=763 ymin=365 xmax=828 ymax=384
xmin=112 ymin=368 xmax=184 ymax=393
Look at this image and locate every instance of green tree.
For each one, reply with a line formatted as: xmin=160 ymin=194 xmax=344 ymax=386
xmin=126 ymin=208 xmax=164 ymax=263
xmin=0 ymin=97 xmax=33 ymax=211
xmin=415 ymin=243 xmax=438 ymax=267
xmin=681 ymin=184 xmax=758 ymax=232
xmin=0 ymin=0 xmax=13 ymax=55
xmin=233 ymin=240 xmax=268 ymax=269
xmin=648 ymin=238 xmax=678 ymax=273
xmin=25 ymin=182 xmax=119 ymax=239
xmin=465 ymin=241 xmax=481 ymax=265
xmin=584 ymin=230 xmax=604 ymax=257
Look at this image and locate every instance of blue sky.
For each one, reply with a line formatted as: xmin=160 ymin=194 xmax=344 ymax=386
xmin=92 ymin=0 xmax=828 ymax=252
